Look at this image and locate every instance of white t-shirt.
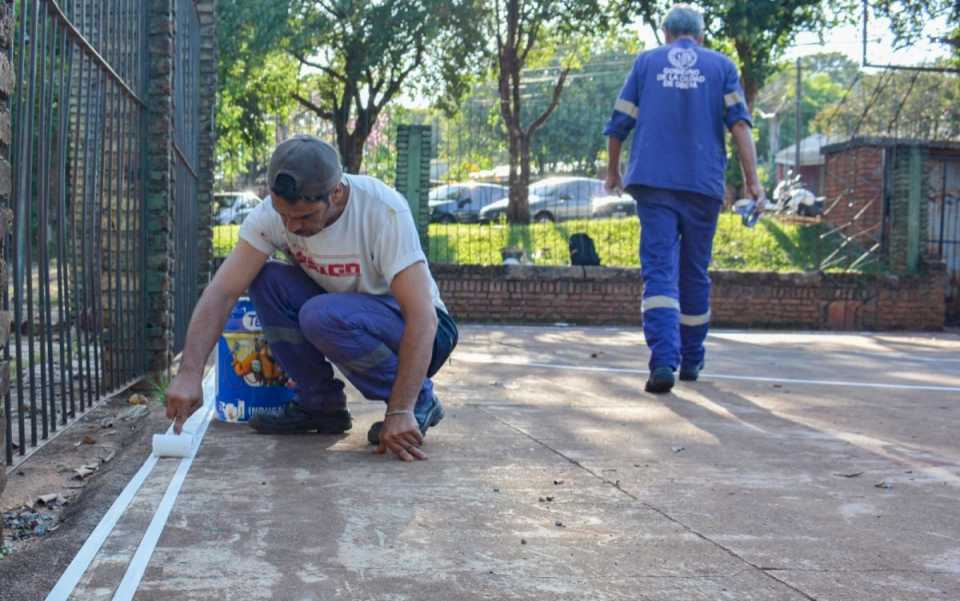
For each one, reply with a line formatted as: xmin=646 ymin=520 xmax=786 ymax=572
xmin=239 ymin=174 xmax=446 ymax=312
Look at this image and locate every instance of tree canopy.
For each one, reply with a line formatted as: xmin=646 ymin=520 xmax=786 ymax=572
xmin=217 ymin=0 xmax=486 ymax=176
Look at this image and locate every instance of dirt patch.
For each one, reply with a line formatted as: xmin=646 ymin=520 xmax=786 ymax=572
xmin=1 ymin=392 xmax=168 ymax=559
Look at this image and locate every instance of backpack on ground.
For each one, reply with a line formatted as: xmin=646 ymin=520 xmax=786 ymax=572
xmin=569 ymin=233 xmax=601 ymax=266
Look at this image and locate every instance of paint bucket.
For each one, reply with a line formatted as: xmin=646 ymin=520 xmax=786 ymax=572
xmin=215 ymin=297 xmax=295 ymax=422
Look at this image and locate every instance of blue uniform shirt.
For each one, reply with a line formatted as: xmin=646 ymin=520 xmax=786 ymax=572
xmin=603 ymin=38 xmax=752 ymax=201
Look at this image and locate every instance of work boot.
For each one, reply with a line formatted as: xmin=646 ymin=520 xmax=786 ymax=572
xmin=249 ymin=400 xmax=352 ymax=435
xmin=645 ymin=367 xmax=675 ymax=394
xmin=367 ymin=393 xmax=445 ymax=446
xmin=679 ymin=361 xmax=704 ymax=382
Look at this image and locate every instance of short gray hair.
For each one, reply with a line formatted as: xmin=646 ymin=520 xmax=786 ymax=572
xmin=662 ymin=4 xmax=704 ymax=38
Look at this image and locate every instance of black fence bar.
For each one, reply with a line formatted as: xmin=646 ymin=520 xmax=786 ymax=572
xmin=5 ymin=0 xmax=158 ymax=467
xmin=171 ymin=0 xmax=201 ymax=353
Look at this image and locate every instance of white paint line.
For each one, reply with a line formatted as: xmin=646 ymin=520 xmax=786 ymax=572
xmin=455 ymin=351 xmax=960 ymax=393
xmin=45 ymin=448 xmax=160 ymax=600
xmin=112 ymin=411 xmax=214 ymax=598
xmin=44 ymin=372 xmax=215 ymax=601
xmin=111 ymin=375 xmax=216 ymax=601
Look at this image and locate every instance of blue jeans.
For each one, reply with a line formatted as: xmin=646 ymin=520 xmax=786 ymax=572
xmin=247 ymin=262 xmax=457 ymax=423
xmin=629 ymin=185 xmax=720 ymax=371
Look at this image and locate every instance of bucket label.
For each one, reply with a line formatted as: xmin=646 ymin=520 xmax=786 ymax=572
xmin=241 ymin=311 xmax=261 ymax=332
xmin=224 ymin=333 xmax=288 ymax=388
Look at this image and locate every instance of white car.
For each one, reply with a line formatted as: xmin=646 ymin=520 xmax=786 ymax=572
xmin=214 ymin=192 xmax=261 ymax=225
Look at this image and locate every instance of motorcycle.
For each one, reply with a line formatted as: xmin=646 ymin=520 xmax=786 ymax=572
xmin=772 ymin=170 xmax=823 ymax=217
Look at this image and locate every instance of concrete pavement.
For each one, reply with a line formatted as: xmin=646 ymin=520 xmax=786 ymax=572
xmin=62 ymin=326 xmax=960 ymax=600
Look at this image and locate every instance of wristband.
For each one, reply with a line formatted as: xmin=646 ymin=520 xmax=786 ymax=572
xmin=385 ymin=409 xmax=414 ymax=417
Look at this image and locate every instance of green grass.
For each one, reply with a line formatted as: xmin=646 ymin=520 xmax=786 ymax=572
xmin=213 ymin=224 xmax=240 ymax=259
xmin=212 ymin=215 xmax=878 ymax=273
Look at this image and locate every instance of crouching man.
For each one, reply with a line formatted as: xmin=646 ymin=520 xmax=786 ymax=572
xmin=165 ymin=135 xmax=458 ymax=461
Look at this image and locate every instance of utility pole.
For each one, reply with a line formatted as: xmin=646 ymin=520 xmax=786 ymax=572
xmin=794 ymin=56 xmax=802 ymax=176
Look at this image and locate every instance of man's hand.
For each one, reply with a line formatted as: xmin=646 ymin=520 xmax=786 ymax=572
xmin=165 ymin=374 xmax=203 ymax=434
xmin=375 ymin=412 xmax=427 ymax=462
xmin=605 ymin=171 xmax=623 ymax=195
xmin=746 ymin=180 xmax=766 ymax=216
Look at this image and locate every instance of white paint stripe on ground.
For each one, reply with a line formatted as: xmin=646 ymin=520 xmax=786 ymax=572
xmin=455 ymin=351 xmax=960 ymax=393
xmin=112 ymin=387 xmax=216 ymax=600
xmin=44 ymin=453 xmax=161 ymax=601
xmin=45 ymin=372 xmax=215 ymax=601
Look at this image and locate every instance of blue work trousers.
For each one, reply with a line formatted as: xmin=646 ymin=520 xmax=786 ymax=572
xmin=630 ymin=186 xmax=720 ymax=371
xmin=247 ymin=262 xmax=457 ymax=423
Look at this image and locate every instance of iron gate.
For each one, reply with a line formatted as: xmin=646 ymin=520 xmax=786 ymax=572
xmin=4 ymin=1 xmax=209 ymax=469
xmin=927 ymin=157 xmax=960 ymax=322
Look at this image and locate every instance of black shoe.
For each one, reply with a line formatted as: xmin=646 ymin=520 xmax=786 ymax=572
xmin=249 ymin=402 xmax=352 ymax=434
xmin=679 ymin=361 xmax=704 ymax=382
xmin=367 ymin=395 xmax=445 ymax=446
xmin=645 ymin=367 xmax=675 ymax=394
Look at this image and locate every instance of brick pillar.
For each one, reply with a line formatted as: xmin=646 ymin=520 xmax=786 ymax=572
xmin=195 ymin=0 xmax=217 ymax=291
xmin=394 ymin=125 xmax=431 ymax=254
xmin=145 ymin=0 xmax=176 ymax=373
xmin=0 ymin=0 xmax=12 ymax=534
xmin=888 ymin=145 xmax=929 ymax=273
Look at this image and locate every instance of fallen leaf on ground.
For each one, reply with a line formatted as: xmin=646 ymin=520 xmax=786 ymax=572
xmin=672 ymin=446 xmax=686 ymax=453
xmin=128 ymin=393 xmax=149 ymax=405
xmin=82 ymin=435 xmax=96 ymax=445
xmin=874 ymin=480 xmax=892 ymax=489
xmin=73 ymin=464 xmax=99 ymax=480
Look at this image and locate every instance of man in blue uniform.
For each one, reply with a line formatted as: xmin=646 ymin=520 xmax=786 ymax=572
xmin=604 ymin=4 xmax=764 ymax=394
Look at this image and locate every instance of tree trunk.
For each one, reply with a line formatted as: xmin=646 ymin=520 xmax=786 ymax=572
xmin=505 ymin=129 xmax=530 ymax=224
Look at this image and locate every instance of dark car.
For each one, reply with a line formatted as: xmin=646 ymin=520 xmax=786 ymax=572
xmin=591 ymin=193 xmax=637 ymax=218
xmin=479 ymin=177 xmax=607 ymax=222
xmin=429 ymin=183 xmax=508 ymax=223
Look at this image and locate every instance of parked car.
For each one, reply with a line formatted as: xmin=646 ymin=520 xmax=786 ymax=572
xmin=591 ymin=193 xmax=637 ymax=218
xmin=429 ymin=183 xmax=508 ymax=223
xmin=478 ymin=177 xmax=607 ymax=223
xmin=214 ymin=191 xmax=261 ymax=225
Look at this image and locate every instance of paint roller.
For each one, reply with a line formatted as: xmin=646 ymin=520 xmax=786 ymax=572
xmin=151 ymin=421 xmax=198 ymax=458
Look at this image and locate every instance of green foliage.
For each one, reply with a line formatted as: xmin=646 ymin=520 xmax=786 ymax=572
xmin=753 ymin=53 xmax=859 ymax=165
xmin=526 ymin=33 xmax=643 ymax=175
xmin=216 ymin=0 xmax=488 ymax=177
xmin=811 ymin=67 xmax=960 ymax=140
xmin=870 ymin=1 xmax=960 ymax=49
xmin=697 ymin=0 xmax=853 ymax=106
xmin=212 ymin=215 xmax=876 ymax=273
xmin=216 ymin=53 xmax=300 ymax=186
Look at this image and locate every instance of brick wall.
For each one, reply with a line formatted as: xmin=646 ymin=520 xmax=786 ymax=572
xmin=433 ymin=264 xmax=946 ymax=331
xmin=195 ymin=0 xmax=217 ymax=295
xmin=144 ymin=0 xmax=176 ymax=373
xmin=822 ymin=145 xmax=885 ymax=245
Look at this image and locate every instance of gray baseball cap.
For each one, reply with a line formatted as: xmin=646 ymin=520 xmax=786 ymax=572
xmin=267 ymin=135 xmax=342 ymax=201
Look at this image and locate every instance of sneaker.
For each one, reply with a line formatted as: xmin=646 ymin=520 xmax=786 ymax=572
xmin=645 ymin=367 xmax=675 ymax=394
xmin=679 ymin=361 xmax=704 ymax=382
xmin=249 ymin=401 xmax=352 ymax=435
xmin=367 ymin=395 xmax=445 ymax=446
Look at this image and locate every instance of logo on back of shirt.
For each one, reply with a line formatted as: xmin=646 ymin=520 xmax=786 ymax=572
xmin=658 ymin=47 xmax=705 ymax=90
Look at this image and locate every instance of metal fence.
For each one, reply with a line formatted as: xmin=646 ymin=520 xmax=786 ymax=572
xmin=211 ymin=112 xmax=877 ymax=275
xmin=172 ymin=0 xmax=200 ymax=352
xmin=927 ymin=156 xmax=960 ymax=321
xmin=1 ymin=0 xmax=202 ymax=468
